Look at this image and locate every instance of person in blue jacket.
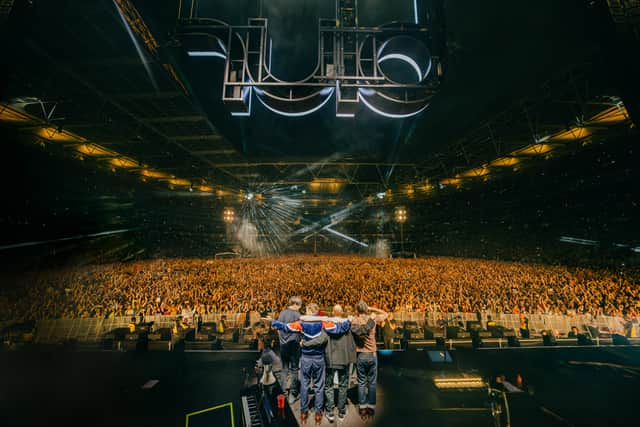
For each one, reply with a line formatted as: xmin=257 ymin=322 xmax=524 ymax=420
xmin=269 ymin=303 xmax=351 ymax=424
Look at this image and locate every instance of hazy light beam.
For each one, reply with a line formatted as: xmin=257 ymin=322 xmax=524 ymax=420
xmin=324 ymin=227 xmax=368 ymax=247
xmin=113 ymin=0 xmax=158 ymax=90
xmin=0 ymin=228 xmax=137 ymax=251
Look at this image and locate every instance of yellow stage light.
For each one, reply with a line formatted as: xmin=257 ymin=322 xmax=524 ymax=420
xmin=75 ymin=144 xmax=117 ymax=157
xmin=308 ymin=178 xmax=347 ymax=193
xmin=513 ymin=143 xmax=555 ymax=156
xmin=440 ymin=178 xmax=462 ymax=187
xmin=488 ymin=157 xmax=519 ymax=167
xmin=110 ymin=157 xmax=139 ymax=168
xmin=168 ymin=178 xmax=190 ymax=187
xmin=587 ymin=105 xmax=629 ymax=124
xmin=458 ymin=167 xmax=490 ymax=178
xmin=0 ymin=106 xmax=33 ymax=123
xmin=140 ymin=169 xmax=171 ymax=179
xmin=549 ymin=127 xmax=591 ymax=141
xmin=38 ymin=127 xmax=86 ymax=143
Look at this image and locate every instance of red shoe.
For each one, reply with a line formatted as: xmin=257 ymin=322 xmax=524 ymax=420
xmin=314 ymin=412 xmax=322 ymax=425
xmin=300 ymin=411 xmax=309 ymax=424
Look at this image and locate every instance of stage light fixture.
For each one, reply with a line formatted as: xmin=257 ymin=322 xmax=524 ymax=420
xmin=394 ymin=206 xmax=408 ymax=253
xmin=394 ymin=206 xmax=407 ymax=224
xmin=223 ymin=208 xmax=235 ymax=224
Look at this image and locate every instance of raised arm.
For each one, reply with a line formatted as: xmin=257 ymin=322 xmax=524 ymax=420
xmin=323 ymin=319 xmax=351 ymax=334
xmin=270 ymin=319 xmax=302 ymax=333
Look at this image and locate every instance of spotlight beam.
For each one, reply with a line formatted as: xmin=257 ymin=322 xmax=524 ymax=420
xmin=113 ymin=0 xmax=158 ymax=90
xmin=0 ymin=228 xmax=137 ymax=251
xmin=323 ymin=227 xmax=368 ymax=247
xmin=294 ymin=202 xmax=364 ymax=236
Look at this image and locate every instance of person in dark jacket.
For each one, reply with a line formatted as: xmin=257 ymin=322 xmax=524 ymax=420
xmin=276 ymin=296 xmax=302 ymax=403
xmin=270 ymin=303 xmax=351 ymax=424
xmin=323 ymin=304 xmax=356 ymax=423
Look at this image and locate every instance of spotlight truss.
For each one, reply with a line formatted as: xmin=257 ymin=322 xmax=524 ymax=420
xmin=174 ymin=1 xmax=446 ymax=118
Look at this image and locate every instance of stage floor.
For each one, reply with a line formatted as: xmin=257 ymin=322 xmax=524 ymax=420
xmin=1 ymin=346 xmax=639 ymax=426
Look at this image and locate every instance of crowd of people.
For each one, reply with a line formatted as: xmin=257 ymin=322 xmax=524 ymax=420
xmin=1 ymin=255 xmax=639 ymax=321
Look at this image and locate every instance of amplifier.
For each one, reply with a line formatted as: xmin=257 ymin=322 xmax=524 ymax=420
xmin=407 ymin=331 xmax=423 ymax=340
xmin=123 ymin=340 xmax=138 ymax=351
xmin=446 ymin=326 xmax=459 ymax=338
xmin=424 ymin=328 xmax=444 ymax=339
xmin=148 ymin=341 xmax=171 ymax=351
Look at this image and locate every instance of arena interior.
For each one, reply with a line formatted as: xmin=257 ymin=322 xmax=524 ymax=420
xmin=1 ymin=1 xmax=640 ymax=426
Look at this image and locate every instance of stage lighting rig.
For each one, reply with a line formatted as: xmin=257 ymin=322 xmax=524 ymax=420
xmin=394 ymin=206 xmax=408 ymax=224
xmin=174 ymin=0 xmax=446 ymax=118
xmin=223 ymin=207 xmax=235 ymax=224
xmin=394 ymin=206 xmax=408 ymax=253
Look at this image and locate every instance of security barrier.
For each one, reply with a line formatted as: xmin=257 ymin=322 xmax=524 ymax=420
xmin=20 ymin=311 xmax=631 ymax=344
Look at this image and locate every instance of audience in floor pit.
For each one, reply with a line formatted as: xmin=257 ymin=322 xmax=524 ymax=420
xmin=1 ymin=255 xmax=638 ymax=321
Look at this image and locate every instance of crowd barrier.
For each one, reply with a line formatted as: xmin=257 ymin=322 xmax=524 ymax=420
xmin=19 ymin=311 xmax=629 ymax=344
xmin=394 ymin=311 xmax=626 ymax=337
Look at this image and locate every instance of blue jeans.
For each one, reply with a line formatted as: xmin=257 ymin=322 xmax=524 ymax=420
xmin=300 ymin=354 xmax=325 ymax=413
xmin=356 ymin=352 xmax=377 ymax=408
xmin=324 ymin=366 xmax=349 ymax=413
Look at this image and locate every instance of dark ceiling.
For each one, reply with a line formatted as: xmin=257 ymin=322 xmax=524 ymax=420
xmin=1 ymin=0 xmax=638 ymax=259
xmin=1 ymin=1 xmax=624 ymax=195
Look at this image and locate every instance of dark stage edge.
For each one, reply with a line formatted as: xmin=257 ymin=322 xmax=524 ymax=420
xmin=1 ymin=347 xmax=639 ymax=427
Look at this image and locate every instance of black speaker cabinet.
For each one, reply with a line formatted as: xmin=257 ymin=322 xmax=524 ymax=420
xmin=577 ymin=334 xmax=595 ymax=346
xmin=159 ymin=328 xmax=172 ymax=341
xmin=446 ymin=326 xmax=459 ymax=339
xmin=542 ymin=333 xmax=557 ymax=346
xmin=148 ymin=341 xmax=171 ymax=351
